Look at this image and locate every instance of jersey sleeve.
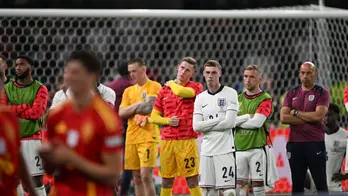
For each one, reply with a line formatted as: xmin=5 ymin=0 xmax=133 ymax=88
xmin=102 ymin=87 xmax=116 ymax=106
xmin=193 ymin=94 xmax=203 ymax=116
xmin=100 ymin=113 xmax=123 ymax=153
xmin=119 ymin=88 xmax=130 ymax=109
xmin=148 ymin=82 xmax=162 ymax=97
xmin=153 ymin=87 xmax=164 ymax=113
xmin=317 ymin=88 xmax=330 ymax=107
xmin=19 ymin=85 xmax=49 ymax=120
xmin=192 ymin=82 xmax=204 ymax=96
xmin=282 ymin=91 xmax=292 ymax=108
xmin=344 ymin=86 xmax=348 ymax=104
xmin=255 ymin=98 xmax=273 ymax=118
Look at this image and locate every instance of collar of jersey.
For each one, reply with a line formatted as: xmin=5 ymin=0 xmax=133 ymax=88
xmin=244 ymin=91 xmax=264 ymax=99
xmin=207 ymin=85 xmax=224 ymax=95
xmin=13 ymin=80 xmax=35 ymax=88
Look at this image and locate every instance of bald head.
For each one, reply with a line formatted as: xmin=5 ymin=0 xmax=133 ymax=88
xmin=301 ymin=61 xmax=317 ymax=71
xmin=300 ymin=61 xmax=317 ymax=88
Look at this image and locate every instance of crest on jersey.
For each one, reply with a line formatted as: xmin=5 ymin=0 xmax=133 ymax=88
xmin=141 ymin=92 xmax=147 ymax=100
xmin=217 ymin=98 xmax=226 ymax=107
xmin=308 ymin=95 xmax=315 ymax=101
xmin=67 ymin=130 xmax=79 ymax=148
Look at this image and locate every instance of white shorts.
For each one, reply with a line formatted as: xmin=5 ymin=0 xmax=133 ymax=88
xmin=199 ymin=152 xmax=236 ymax=189
xmin=21 ymin=140 xmax=44 ymax=176
xmin=326 ymin=150 xmax=344 ymax=192
xmin=236 ymin=148 xmax=264 ymax=181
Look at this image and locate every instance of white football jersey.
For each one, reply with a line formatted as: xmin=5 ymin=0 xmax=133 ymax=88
xmin=325 ymin=127 xmax=348 ymax=191
xmin=325 ymin=128 xmax=348 ymax=153
xmin=51 ymin=84 xmax=116 ymax=109
xmin=194 ymin=86 xmax=239 ymax=156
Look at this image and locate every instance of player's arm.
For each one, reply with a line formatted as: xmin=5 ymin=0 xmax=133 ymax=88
xmin=18 ymin=85 xmax=49 ymax=120
xmin=238 ymin=99 xmax=272 ymax=129
xmin=19 ymin=152 xmax=38 ymax=196
xmin=192 ymin=96 xmax=220 ymax=132
xmin=344 ymin=86 xmax=348 ymax=112
xmin=210 ymin=98 xmax=239 ymax=131
xmin=135 ymin=96 xmax=156 ymax=115
xmin=235 ymin=114 xmax=251 ymax=126
xmin=280 ymin=91 xmax=306 ymax=125
xmin=294 ymin=90 xmax=329 ymax=123
xmin=166 ymin=81 xmax=203 ymax=98
xmin=149 ymin=108 xmax=170 ymax=125
xmin=118 ymin=88 xmax=141 ymax=119
xmin=1 ymin=90 xmax=30 ymax=114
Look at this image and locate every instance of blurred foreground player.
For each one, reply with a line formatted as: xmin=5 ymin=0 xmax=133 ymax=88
xmin=1 ymin=54 xmax=48 ymax=196
xmin=281 ymin=62 xmax=329 ymax=195
xmin=150 ymin=57 xmax=203 ymax=196
xmin=119 ymin=59 xmax=161 ymax=196
xmin=0 ymin=68 xmax=38 ymax=196
xmin=0 ymin=54 xmax=12 ymax=84
xmin=193 ymin=60 xmax=238 ymax=196
xmin=39 ymin=51 xmax=123 ymax=196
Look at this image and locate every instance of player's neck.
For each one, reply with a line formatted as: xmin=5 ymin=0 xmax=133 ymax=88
xmin=73 ymin=91 xmax=94 ymax=111
xmin=325 ymin=124 xmax=340 ymax=135
xmin=302 ymin=83 xmax=315 ymax=91
xmin=246 ymin=87 xmax=262 ymax=95
xmin=137 ymin=76 xmax=148 ymax=87
xmin=17 ymin=77 xmax=33 ymax=85
xmin=207 ymin=83 xmax=221 ymax=94
xmin=176 ymin=79 xmax=189 ymax=86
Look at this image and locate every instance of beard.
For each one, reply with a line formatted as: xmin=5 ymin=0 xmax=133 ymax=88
xmin=16 ymin=68 xmax=30 ymax=79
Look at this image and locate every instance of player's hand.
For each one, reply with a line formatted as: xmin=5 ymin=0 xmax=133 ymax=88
xmin=250 ymin=114 xmax=254 ymax=118
xmin=168 ymin=116 xmax=180 ymax=126
xmin=134 ymin=114 xmax=148 ymax=127
xmin=165 ymin=80 xmax=175 ymax=87
xmin=44 ymin=140 xmax=76 ymax=166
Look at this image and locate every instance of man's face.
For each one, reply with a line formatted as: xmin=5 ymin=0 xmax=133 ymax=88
xmin=324 ymin=109 xmax=338 ymax=128
xmin=243 ymin=69 xmax=261 ymax=91
xmin=128 ymin=63 xmax=145 ymax=84
xmin=0 ymin=58 xmax=7 ymax=71
xmin=177 ymin=61 xmax=194 ymax=82
xmin=203 ymin=66 xmax=221 ymax=86
xmin=64 ymin=60 xmax=95 ymax=94
xmin=300 ymin=64 xmax=317 ymax=86
xmin=15 ymin=58 xmax=31 ymax=79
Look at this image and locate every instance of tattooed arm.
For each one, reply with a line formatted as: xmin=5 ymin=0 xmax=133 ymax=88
xmin=135 ymin=96 xmax=156 ymax=115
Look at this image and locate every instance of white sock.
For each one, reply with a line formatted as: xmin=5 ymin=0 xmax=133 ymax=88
xmin=237 ymin=185 xmax=247 ymax=196
xmin=252 ymin=186 xmax=266 ymax=196
xmin=35 ymin=185 xmax=47 ymax=196
xmin=207 ymin=189 xmax=219 ymax=196
xmin=17 ymin=184 xmax=24 ymax=196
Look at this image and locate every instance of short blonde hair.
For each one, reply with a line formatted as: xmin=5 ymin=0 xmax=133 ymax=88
xmin=244 ymin=64 xmax=262 ymax=76
xmin=204 ymin=60 xmax=221 ymax=70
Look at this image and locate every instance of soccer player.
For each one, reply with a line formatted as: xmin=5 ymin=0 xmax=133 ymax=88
xmin=0 ymin=68 xmax=38 ymax=196
xmin=323 ymin=103 xmax=347 ymax=192
xmin=118 ymin=58 xmax=161 ymax=196
xmin=193 ymin=60 xmax=238 ymax=196
xmin=344 ymin=86 xmax=348 ymax=112
xmin=234 ymin=65 xmax=273 ymax=196
xmin=280 ymin=62 xmax=329 ymax=195
xmin=150 ymin=57 xmax=203 ymax=196
xmin=0 ymin=54 xmax=48 ymax=196
xmin=38 ymin=50 xmax=123 ymax=195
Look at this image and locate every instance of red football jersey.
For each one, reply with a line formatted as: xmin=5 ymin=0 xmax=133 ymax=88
xmin=0 ymin=107 xmax=21 ymax=196
xmin=47 ymin=95 xmax=123 ymax=196
xmin=344 ymin=86 xmax=348 ymax=105
xmin=154 ymin=81 xmax=203 ymax=140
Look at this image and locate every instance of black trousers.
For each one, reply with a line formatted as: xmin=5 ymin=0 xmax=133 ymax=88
xmin=120 ymin=123 xmax=133 ymax=196
xmin=287 ymin=141 xmax=328 ymax=195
